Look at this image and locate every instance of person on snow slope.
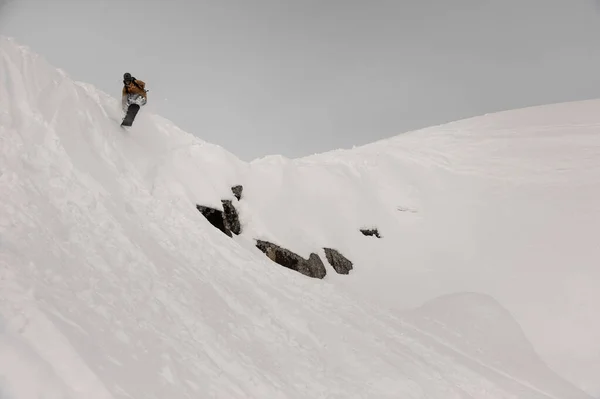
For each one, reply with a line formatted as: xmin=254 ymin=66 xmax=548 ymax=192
xmin=122 ymin=72 xmax=147 ymax=112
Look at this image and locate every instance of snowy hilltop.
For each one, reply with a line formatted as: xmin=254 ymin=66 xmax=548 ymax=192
xmin=0 ymin=36 xmax=598 ymax=398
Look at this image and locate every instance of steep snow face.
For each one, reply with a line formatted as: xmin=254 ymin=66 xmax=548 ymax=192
xmin=240 ymin=100 xmax=600 ymax=395
xmin=0 ymin=35 xmax=595 ymax=399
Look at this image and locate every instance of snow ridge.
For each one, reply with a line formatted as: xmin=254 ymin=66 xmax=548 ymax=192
xmin=0 ymin=35 xmax=595 ymax=398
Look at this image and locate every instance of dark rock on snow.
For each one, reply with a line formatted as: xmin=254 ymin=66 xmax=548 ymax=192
xmin=231 ymin=185 xmax=243 ymax=201
xmin=255 ymin=240 xmax=327 ymax=279
xmin=196 ymin=183 xmax=356 ymax=279
xmin=360 ymin=228 xmax=381 ymax=238
xmin=196 ymin=205 xmax=232 ymax=237
xmin=221 ymin=199 xmax=241 ymax=235
xmin=196 ymin=200 xmax=242 ymax=237
xmin=323 ymin=248 xmax=353 ymax=274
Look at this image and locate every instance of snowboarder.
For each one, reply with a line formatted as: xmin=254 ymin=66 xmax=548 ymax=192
xmin=121 ymin=72 xmax=147 ymax=126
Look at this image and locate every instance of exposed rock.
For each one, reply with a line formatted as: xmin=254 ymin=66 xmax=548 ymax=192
xmin=232 ymin=185 xmax=243 ymax=201
xmin=265 ymin=246 xmax=277 ymax=262
xmin=323 ymin=248 xmax=353 ymax=274
xmin=196 ymin=205 xmax=231 ymax=237
xmin=221 ymin=199 xmax=241 ymax=235
xmin=360 ymin=228 xmax=381 ymax=238
xmin=255 ymin=240 xmax=326 ymax=279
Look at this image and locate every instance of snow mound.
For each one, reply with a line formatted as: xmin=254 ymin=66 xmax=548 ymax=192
xmin=409 ymin=292 xmax=537 ymax=360
xmin=404 ymin=292 xmax=591 ymax=399
xmin=0 ymin=35 xmax=594 ymax=399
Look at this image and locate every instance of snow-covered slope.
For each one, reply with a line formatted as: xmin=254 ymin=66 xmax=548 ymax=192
xmin=0 ymin=36 xmax=595 ymax=399
xmin=242 ymin=93 xmax=600 ymax=395
xmin=403 ymin=292 xmax=594 ymax=399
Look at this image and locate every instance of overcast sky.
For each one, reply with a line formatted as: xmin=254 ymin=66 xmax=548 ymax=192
xmin=2 ymin=0 xmax=600 ymax=162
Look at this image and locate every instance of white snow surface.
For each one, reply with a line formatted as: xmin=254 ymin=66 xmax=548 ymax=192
xmin=0 ymin=36 xmax=598 ymax=398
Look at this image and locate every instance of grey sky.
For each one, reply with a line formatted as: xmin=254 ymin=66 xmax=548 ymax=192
xmin=2 ymin=0 xmax=600 ymax=162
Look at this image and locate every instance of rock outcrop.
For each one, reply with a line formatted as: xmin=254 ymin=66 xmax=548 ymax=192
xmin=255 ymin=240 xmax=327 ymax=279
xmin=196 ymin=200 xmax=241 ymax=237
xmin=324 ymin=248 xmax=353 ymax=274
xmin=360 ymin=228 xmax=381 ymax=238
xmin=196 ymin=204 xmax=232 ymax=237
xmin=196 ymin=184 xmax=356 ymax=279
xmin=221 ymin=200 xmax=241 ymax=235
xmin=231 ymin=185 xmax=243 ymax=201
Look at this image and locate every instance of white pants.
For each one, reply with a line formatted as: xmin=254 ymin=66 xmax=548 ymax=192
xmin=122 ymin=94 xmax=147 ymax=112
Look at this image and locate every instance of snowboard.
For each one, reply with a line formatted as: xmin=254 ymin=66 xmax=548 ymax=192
xmin=121 ymin=104 xmax=140 ymax=127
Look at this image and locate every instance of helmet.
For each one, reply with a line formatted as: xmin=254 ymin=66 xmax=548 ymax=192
xmin=123 ymin=72 xmax=132 ymax=83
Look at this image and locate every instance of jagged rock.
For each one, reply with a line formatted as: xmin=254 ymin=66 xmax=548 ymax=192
xmin=232 ymin=185 xmax=243 ymax=201
xmin=360 ymin=228 xmax=381 ymax=238
xmin=196 ymin=199 xmax=242 ymax=237
xmin=255 ymin=240 xmax=326 ymax=279
xmin=324 ymin=248 xmax=353 ymax=274
xmin=196 ymin=205 xmax=231 ymax=237
xmin=221 ymin=199 xmax=241 ymax=235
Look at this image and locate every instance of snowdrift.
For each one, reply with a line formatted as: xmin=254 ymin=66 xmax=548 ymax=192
xmin=0 ymin=35 xmax=595 ymax=398
xmin=403 ymin=292 xmax=594 ymax=399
